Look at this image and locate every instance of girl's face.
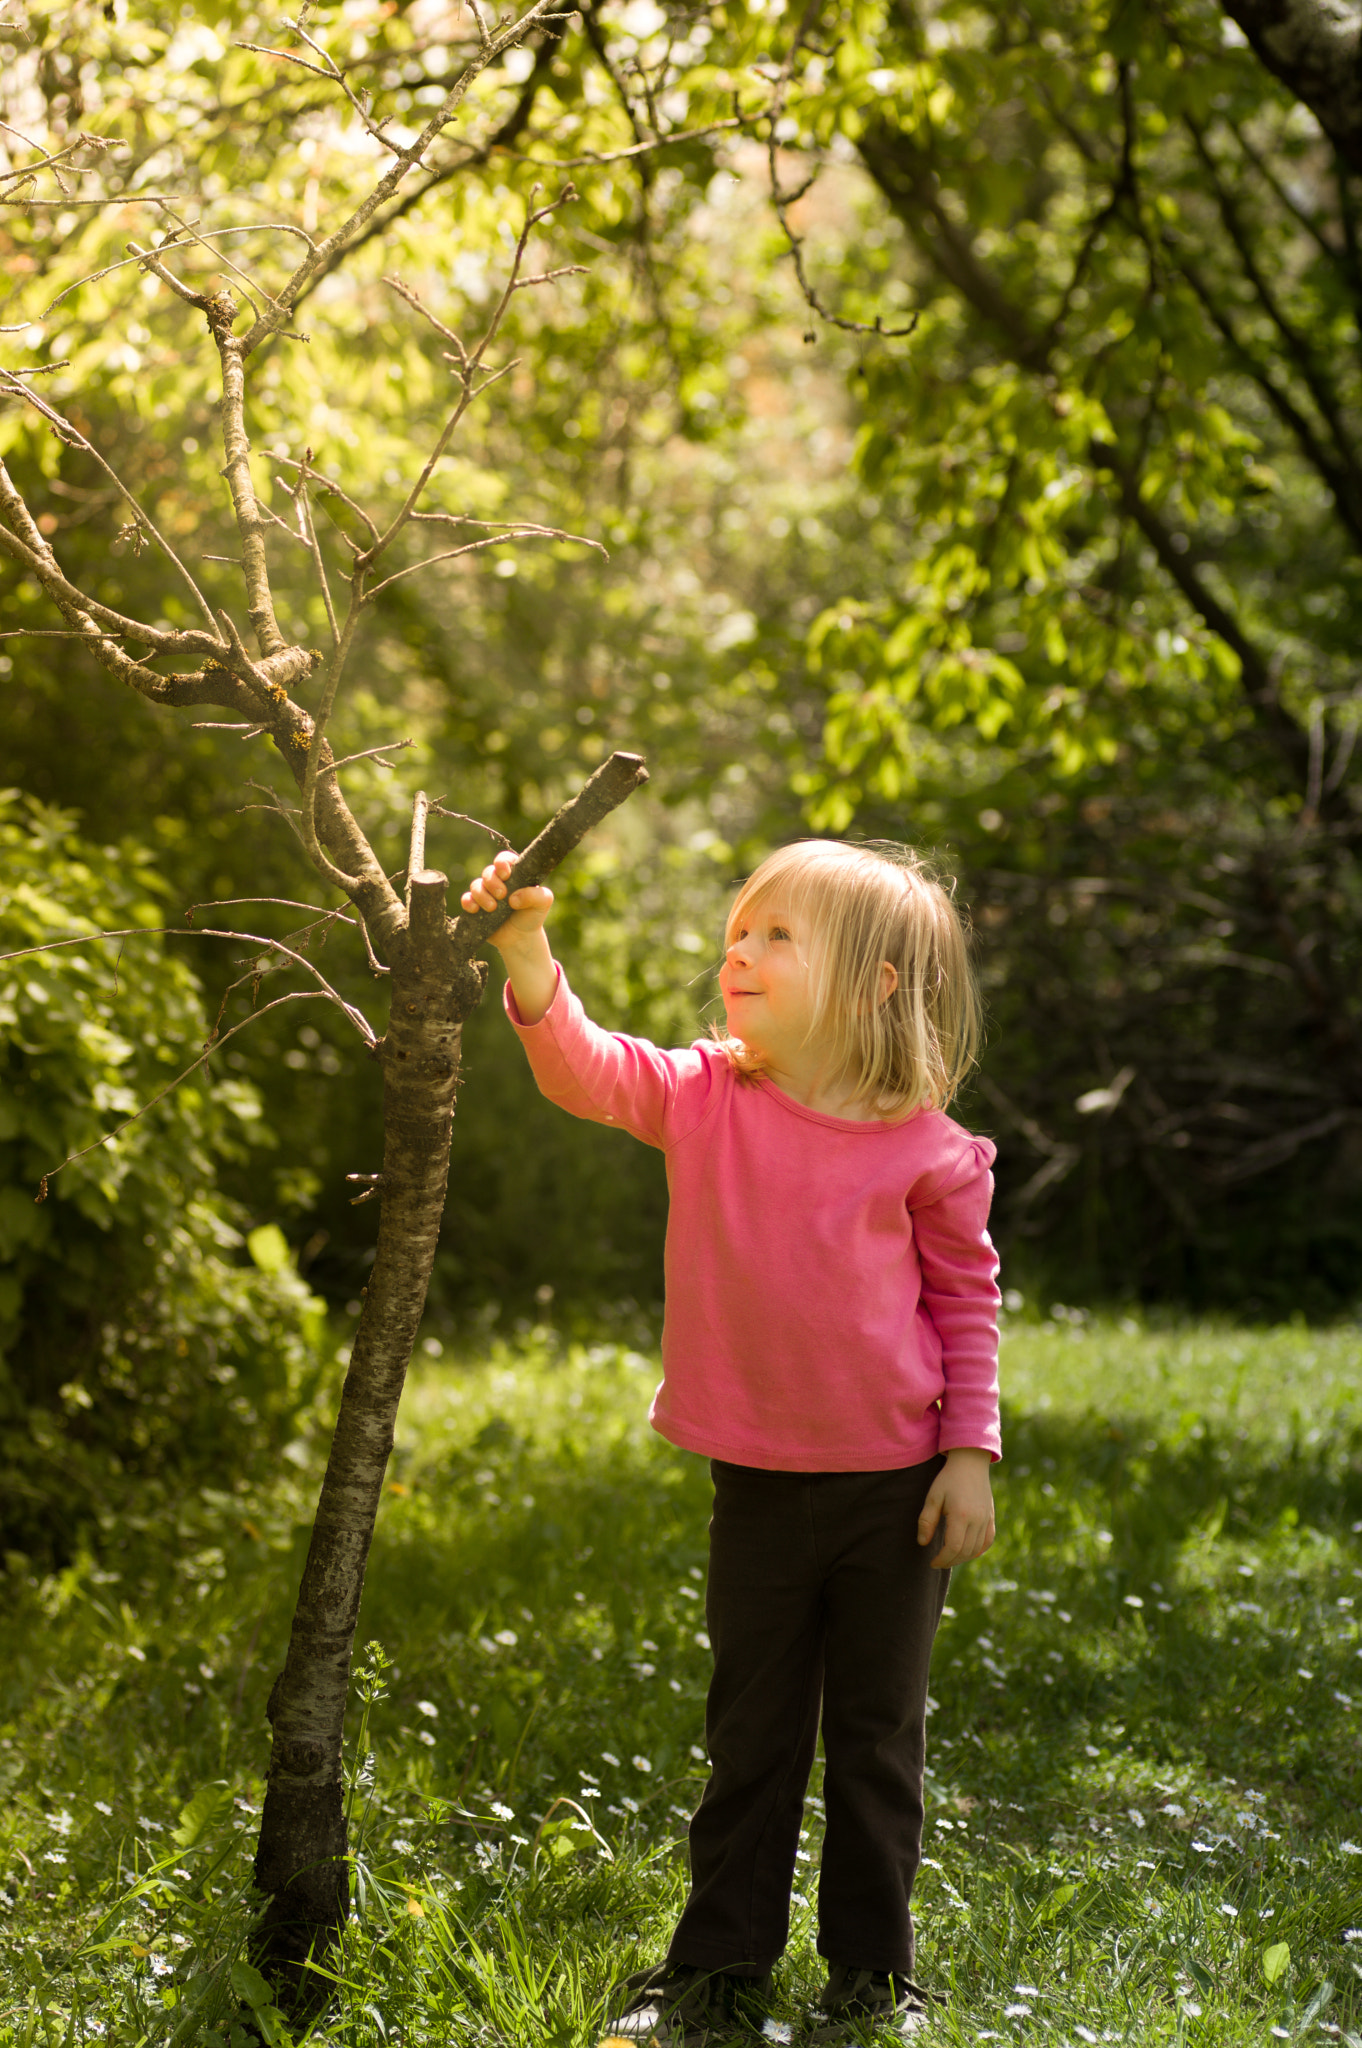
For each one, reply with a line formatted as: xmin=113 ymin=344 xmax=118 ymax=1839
xmin=719 ymin=900 xmax=819 ymax=1064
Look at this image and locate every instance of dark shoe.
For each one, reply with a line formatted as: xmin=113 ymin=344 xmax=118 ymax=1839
xmin=602 ymin=1963 xmax=772 ymax=2046
xmin=806 ymin=1967 xmax=939 ymax=2042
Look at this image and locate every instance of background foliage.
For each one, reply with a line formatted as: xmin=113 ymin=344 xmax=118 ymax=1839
xmin=0 ymin=792 xmax=326 ymax=1564
xmin=0 ymin=0 xmax=1359 ymax=1416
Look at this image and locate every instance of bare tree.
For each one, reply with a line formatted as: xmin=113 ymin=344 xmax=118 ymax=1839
xmin=0 ymin=1 xmax=650 ymax=1994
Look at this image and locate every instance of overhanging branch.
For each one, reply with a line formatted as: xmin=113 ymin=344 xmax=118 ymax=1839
xmin=449 ymin=749 xmax=650 ymax=963
xmin=1219 ymin=0 xmax=1362 ymax=178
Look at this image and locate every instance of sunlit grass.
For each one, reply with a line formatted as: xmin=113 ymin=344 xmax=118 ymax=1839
xmin=0 ymin=1313 xmax=1359 ymax=2044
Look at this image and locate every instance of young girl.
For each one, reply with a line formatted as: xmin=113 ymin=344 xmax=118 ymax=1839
xmin=461 ymin=838 xmax=1000 ymax=2044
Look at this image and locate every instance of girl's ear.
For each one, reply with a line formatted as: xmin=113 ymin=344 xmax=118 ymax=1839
xmin=878 ymin=960 xmax=899 ymax=1007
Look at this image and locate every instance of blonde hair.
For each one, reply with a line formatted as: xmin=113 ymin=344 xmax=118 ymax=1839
xmin=715 ymin=839 xmax=981 ymax=1119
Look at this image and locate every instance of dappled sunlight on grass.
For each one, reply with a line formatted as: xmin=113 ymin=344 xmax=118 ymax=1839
xmin=0 ymin=1315 xmax=1358 ymax=2043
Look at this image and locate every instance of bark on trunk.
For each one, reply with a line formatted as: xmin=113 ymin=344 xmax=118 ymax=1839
xmin=249 ymin=752 xmax=648 ymax=2005
xmin=252 ymin=874 xmax=481 ymax=1996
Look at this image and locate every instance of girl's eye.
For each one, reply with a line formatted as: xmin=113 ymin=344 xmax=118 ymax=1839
xmin=769 ymin=927 xmax=791 ymax=942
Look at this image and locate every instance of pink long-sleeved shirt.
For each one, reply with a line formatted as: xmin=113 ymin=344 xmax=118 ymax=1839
xmin=507 ymin=968 xmax=1001 ymax=1472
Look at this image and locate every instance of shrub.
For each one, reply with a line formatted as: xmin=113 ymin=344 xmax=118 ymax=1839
xmin=0 ymin=790 xmax=325 ymax=1566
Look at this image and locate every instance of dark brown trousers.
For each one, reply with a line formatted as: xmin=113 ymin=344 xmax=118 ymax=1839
xmin=666 ymin=1456 xmax=949 ymax=1980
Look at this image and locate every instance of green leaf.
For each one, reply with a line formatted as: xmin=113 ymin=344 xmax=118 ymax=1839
xmin=255 ymin=2006 xmax=295 ymax=2048
xmin=1034 ymin=1881 xmax=1077 ymax=1923
xmin=172 ymin=1779 xmax=234 ymax=1849
xmin=246 ymin=1224 xmax=291 ymax=1274
xmin=229 ymin=1958 xmax=274 ymax=2009
xmin=538 ymin=1817 xmax=593 ymax=1863
xmin=1262 ymin=1942 xmax=1290 ymax=1985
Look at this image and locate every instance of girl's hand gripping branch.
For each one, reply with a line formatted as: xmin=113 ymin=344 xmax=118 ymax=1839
xmin=917 ymin=1447 xmax=996 ymax=1570
xmin=460 ymin=850 xmax=557 ymax=1025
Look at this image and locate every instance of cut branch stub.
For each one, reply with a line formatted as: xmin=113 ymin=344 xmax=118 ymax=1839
xmin=408 ymin=868 xmax=450 ymax=951
xmin=449 ymin=749 xmax=649 ymax=964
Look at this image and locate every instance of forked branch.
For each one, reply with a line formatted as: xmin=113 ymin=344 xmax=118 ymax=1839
xmin=233 ymin=0 xmax=567 ymax=360
xmin=371 ymin=182 xmax=583 ymax=563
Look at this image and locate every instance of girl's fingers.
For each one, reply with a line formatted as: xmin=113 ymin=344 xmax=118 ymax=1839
xmin=931 ymin=1510 xmax=993 ymax=1566
xmin=458 ymin=872 xmax=552 ymax=922
xmin=917 ymin=1484 xmax=946 ymax=1545
xmin=461 ymin=862 xmax=516 ymax=911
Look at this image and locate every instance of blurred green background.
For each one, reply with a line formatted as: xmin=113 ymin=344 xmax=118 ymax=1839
xmin=2 ymin=0 xmax=1360 ymax=1560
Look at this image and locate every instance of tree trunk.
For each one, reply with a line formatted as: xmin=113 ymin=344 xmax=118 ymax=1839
xmin=250 ymin=752 xmax=648 ymax=2003
xmin=251 ymin=872 xmax=480 ymax=1993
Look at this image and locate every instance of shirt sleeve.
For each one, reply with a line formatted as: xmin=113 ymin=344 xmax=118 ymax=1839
xmin=504 ymin=963 xmax=718 ymax=1150
xmin=911 ymin=1138 xmax=1002 ymax=1460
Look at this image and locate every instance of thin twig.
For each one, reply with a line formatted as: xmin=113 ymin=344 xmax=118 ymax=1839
xmin=502 ymin=114 xmax=745 ymax=172
xmin=270 ymin=456 xmax=379 ymax=541
xmin=152 ymin=200 xmax=280 ymax=322
xmin=370 ymin=187 xmax=579 ymax=565
xmin=193 ymin=926 xmax=376 ymax=1037
xmin=289 ymin=14 xmax=430 ymax=167
xmin=37 ymin=223 xmax=316 ymax=321
xmin=0 ymin=132 xmax=119 ymax=191
xmin=298 ymin=606 xmax=365 ymax=895
xmin=363 ymin=523 xmax=604 ymax=600
xmin=0 ymin=926 xmax=203 ymax=966
xmin=291 ymin=460 xmax=341 ymax=649
xmin=184 ymin=897 xmax=358 ymax=927
xmin=234 ymin=40 xmax=338 ymax=81
xmin=762 ymin=0 xmax=917 ymax=340
xmin=0 ymin=924 xmax=369 ymax=1034
xmin=0 ymin=489 xmax=226 ymax=694
xmin=430 ymin=804 xmax=515 ymax=850
xmin=318 ymin=739 xmax=414 ymax=778
xmin=238 ymin=778 xmax=301 ymax=824
xmin=0 ymin=373 xmax=223 ymax=639
xmin=35 ymin=991 xmax=372 ymax=1203
xmin=355 ymin=915 xmax=392 ymax=978
xmin=0 ymin=116 xmax=52 ymax=154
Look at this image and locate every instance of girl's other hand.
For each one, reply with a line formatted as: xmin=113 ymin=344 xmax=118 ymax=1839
xmin=917 ymin=1447 xmax=995 ymax=1569
xmin=460 ymin=851 xmax=554 ymax=951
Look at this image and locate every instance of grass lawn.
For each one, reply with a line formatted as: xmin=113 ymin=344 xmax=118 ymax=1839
xmin=1 ymin=1310 xmax=1360 ymax=2045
